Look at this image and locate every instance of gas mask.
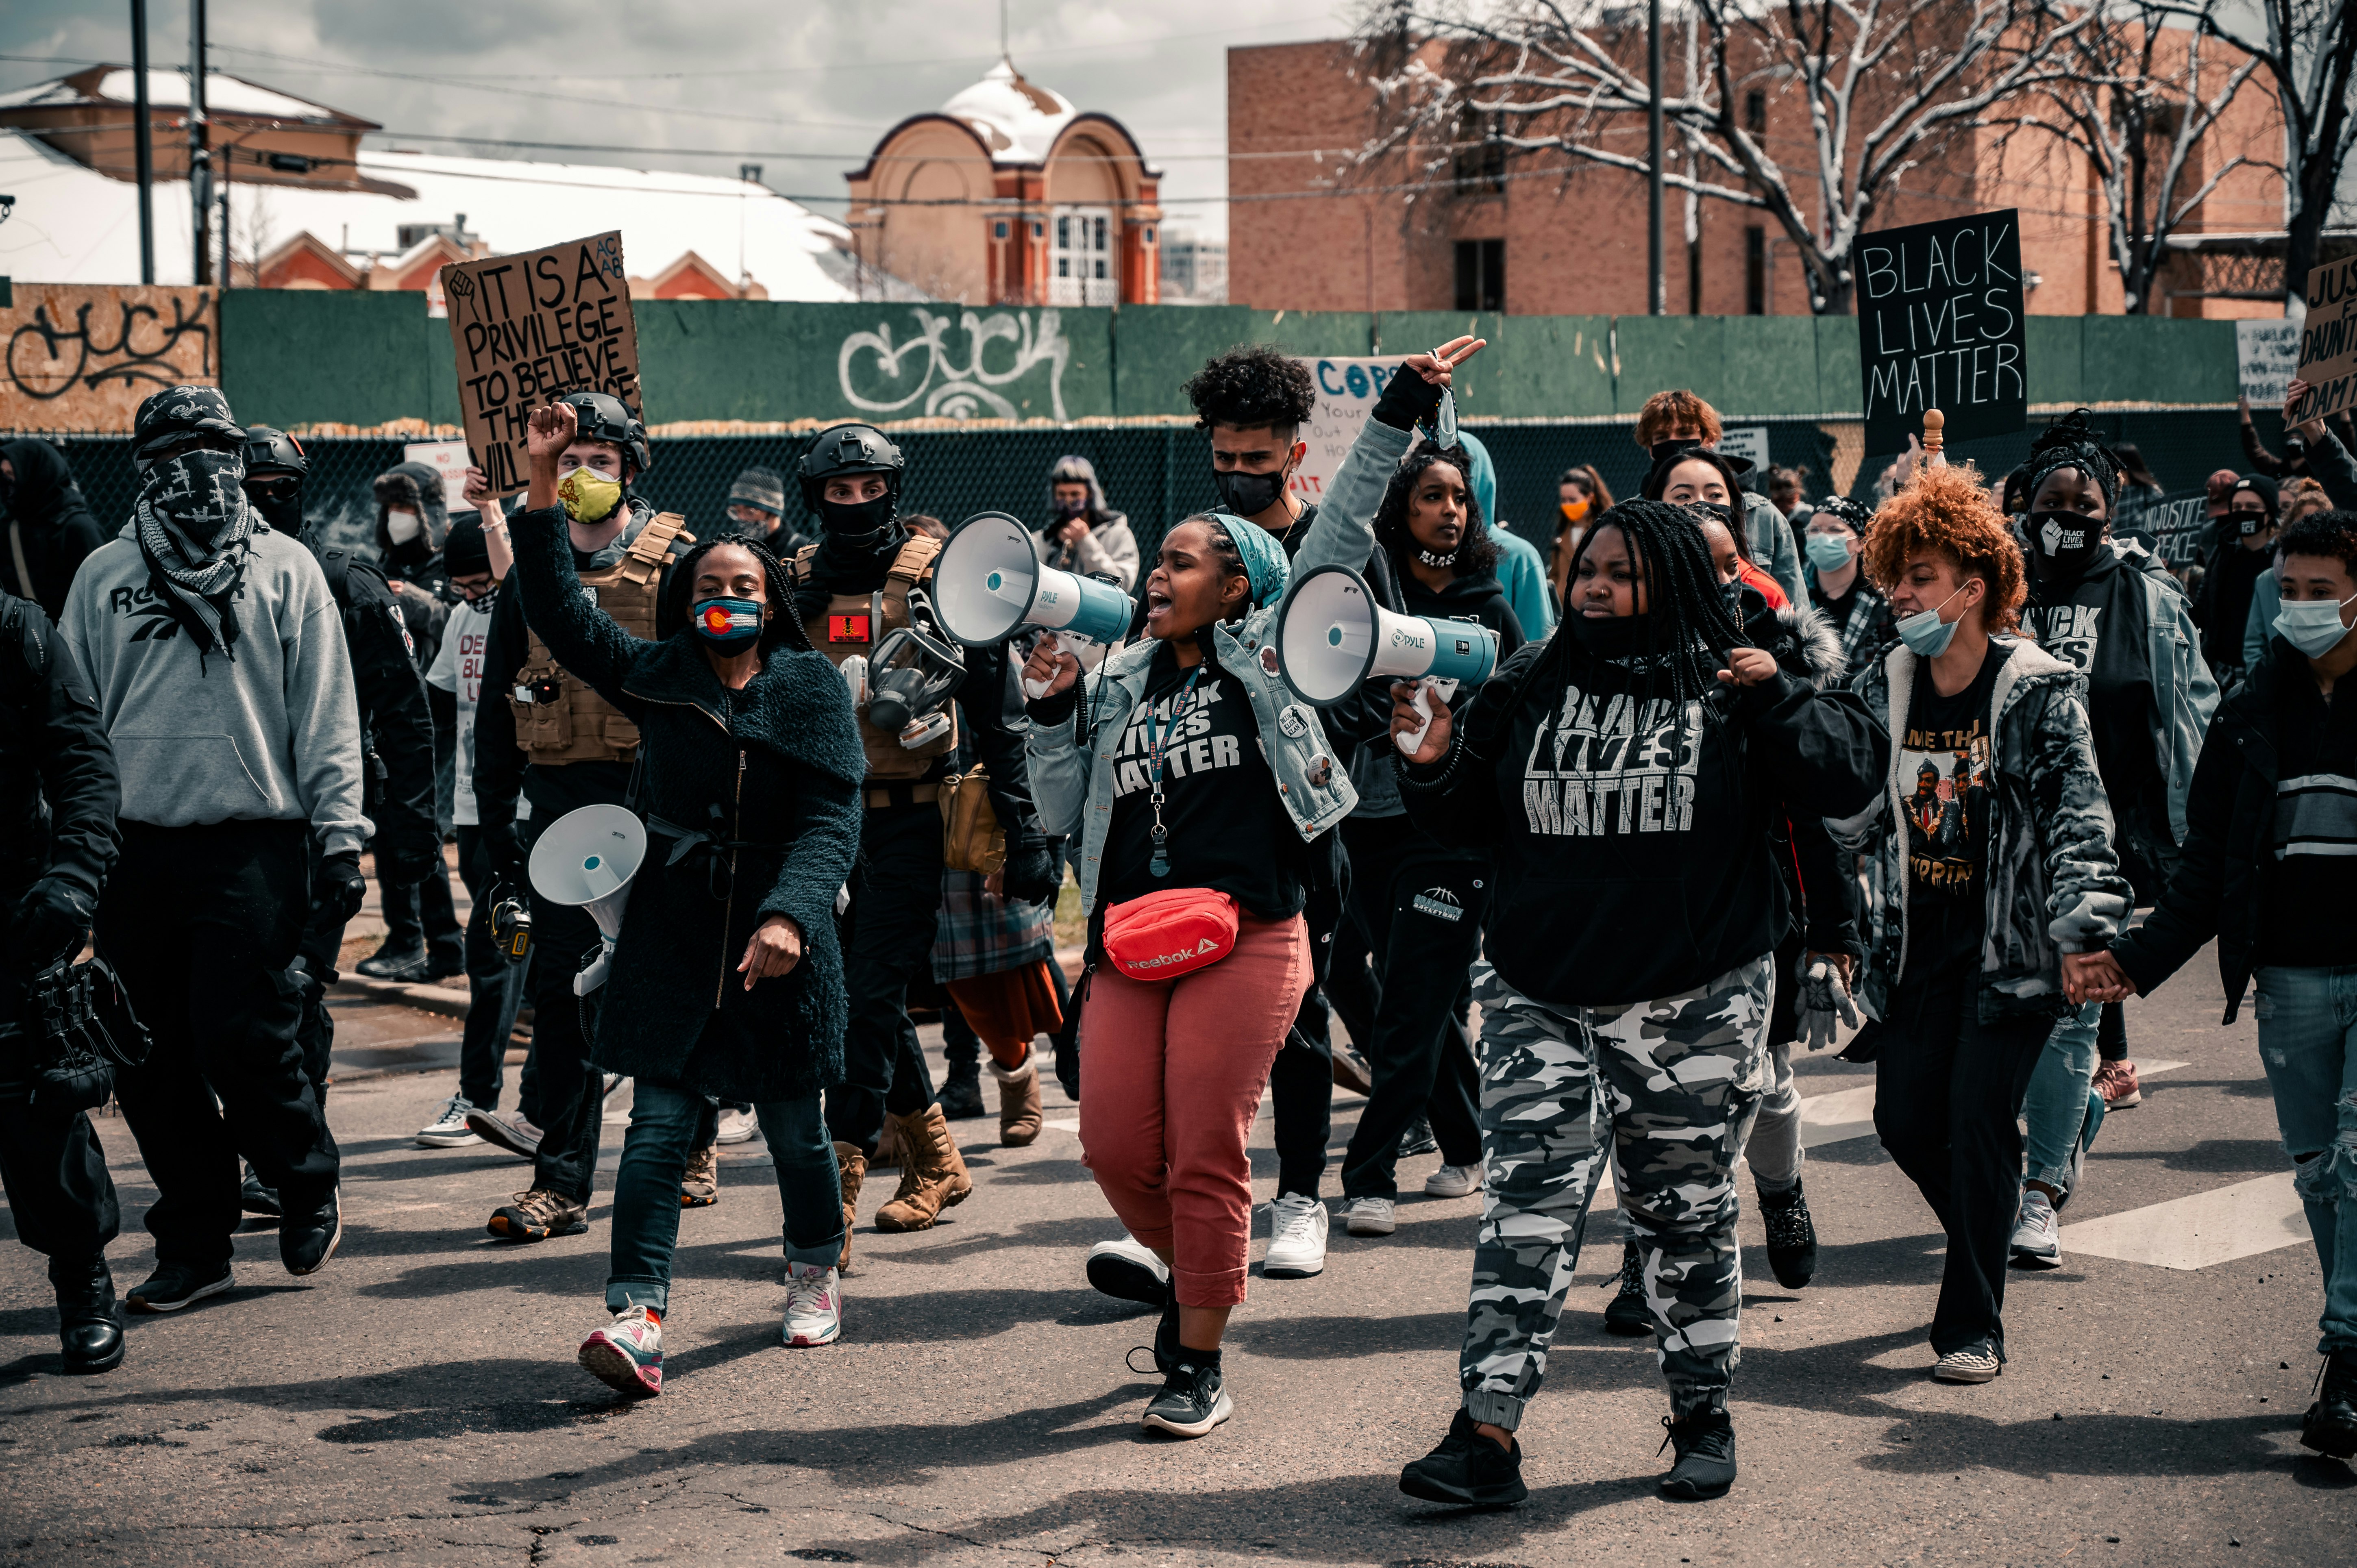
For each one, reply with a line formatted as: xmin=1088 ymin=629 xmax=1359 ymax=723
xmin=862 ymin=603 xmax=965 ymax=748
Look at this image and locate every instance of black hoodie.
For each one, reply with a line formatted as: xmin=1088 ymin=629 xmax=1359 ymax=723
xmin=1396 ymin=621 xmax=1886 ymax=1007
xmin=1 ymin=439 xmax=107 ymax=624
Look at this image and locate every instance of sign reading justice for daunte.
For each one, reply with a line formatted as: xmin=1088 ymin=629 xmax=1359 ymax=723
xmin=1856 ymin=210 xmax=2028 ymax=456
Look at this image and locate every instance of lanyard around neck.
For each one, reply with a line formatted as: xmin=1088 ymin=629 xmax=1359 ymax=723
xmin=1141 ymin=664 xmax=1206 ymax=879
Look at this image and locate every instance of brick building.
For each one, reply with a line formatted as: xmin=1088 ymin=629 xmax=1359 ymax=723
xmin=1227 ymin=32 xmax=2285 ymax=320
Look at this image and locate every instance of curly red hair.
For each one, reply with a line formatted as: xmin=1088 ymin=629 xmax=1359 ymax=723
xmin=1861 ymin=461 xmax=2026 ymax=635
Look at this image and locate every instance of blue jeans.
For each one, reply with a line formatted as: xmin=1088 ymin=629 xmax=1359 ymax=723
xmin=607 ymin=1081 xmax=843 ymax=1315
xmin=2252 ymin=968 xmax=2357 ymax=1354
xmin=2020 ymin=1001 xmax=2106 ymax=1203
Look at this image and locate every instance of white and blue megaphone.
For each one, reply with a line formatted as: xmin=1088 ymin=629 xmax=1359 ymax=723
xmin=528 ymin=804 xmax=646 ymax=997
xmin=1275 ymin=563 xmax=1500 ymax=754
xmin=932 ymin=511 xmax=1136 ymax=693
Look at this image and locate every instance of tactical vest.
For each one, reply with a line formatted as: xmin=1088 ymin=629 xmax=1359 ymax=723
xmin=795 ymin=536 xmax=958 ymax=781
xmin=510 ymin=512 xmax=693 ymax=765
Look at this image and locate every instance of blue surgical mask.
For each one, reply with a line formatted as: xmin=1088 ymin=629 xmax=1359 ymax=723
xmin=1805 ymin=533 xmax=1854 ymax=573
xmin=692 ymin=596 xmax=764 ymax=653
xmin=1896 ymin=585 xmax=1971 ymax=658
xmin=2275 ymin=592 xmax=2357 ymax=659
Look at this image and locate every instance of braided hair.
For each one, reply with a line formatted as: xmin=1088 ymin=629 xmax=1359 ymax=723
xmin=2022 ymin=408 xmax=2122 ymax=514
xmin=665 ymin=531 xmax=811 ymax=652
xmin=1560 ymin=498 xmax=1750 ymax=708
xmin=1374 ymin=443 xmax=1501 ymax=579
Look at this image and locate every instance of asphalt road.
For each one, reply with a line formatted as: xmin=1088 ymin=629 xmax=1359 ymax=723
xmin=2 ymin=939 xmax=2352 ymax=1568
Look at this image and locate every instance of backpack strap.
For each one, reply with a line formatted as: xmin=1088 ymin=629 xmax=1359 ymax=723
xmin=316 ymin=546 xmax=354 ymax=609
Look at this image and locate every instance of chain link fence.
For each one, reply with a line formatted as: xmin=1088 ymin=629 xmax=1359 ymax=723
xmin=37 ymin=404 xmax=2276 ymax=572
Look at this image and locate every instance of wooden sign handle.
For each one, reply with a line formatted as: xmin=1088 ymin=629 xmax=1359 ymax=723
xmin=1922 ymin=408 xmax=1946 ymax=468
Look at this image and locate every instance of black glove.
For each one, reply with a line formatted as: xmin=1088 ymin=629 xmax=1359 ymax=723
xmin=4 ymin=876 xmax=94 ymax=977
xmin=317 ymin=850 xmax=368 ymax=928
xmin=998 ymin=835 xmax=1061 ymax=907
xmin=377 ymin=835 xmax=442 ymax=889
xmin=1371 ymin=361 xmax=1445 ymax=433
xmin=477 ymin=822 xmax=530 ymax=889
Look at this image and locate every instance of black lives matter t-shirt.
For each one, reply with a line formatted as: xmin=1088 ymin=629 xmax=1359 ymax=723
xmin=1900 ymin=642 xmax=2009 ymax=976
xmin=1099 ymin=641 xmax=1304 ymax=923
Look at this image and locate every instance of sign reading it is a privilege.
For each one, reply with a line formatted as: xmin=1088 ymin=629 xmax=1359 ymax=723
xmin=2292 ymin=254 xmax=2357 ymax=423
xmin=440 ymin=230 xmax=639 ymax=497
xmin=1856 ymin=210 xmax=2028 ymax=456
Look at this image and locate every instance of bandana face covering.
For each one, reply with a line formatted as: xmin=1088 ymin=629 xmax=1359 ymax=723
xmin=692 ymin=596 xmax=764 ymax=653
xmin=135 ymin=448 xmax=256 ymax=667
xmin=558 ymin=465 xmax=623 ymax=524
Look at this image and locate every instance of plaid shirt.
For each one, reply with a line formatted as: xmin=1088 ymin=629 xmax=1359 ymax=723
xmin=931 ymin=868 xmax=1055 ymax=982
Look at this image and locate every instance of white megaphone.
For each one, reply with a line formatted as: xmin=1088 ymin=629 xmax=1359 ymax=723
xmin=933 ymin=511 xmax=1136 ymax=694
xmin=1274 ymin=563 xmax=1500 ymax=755
xmin=528 ymin=804 xmax=646 ymax=997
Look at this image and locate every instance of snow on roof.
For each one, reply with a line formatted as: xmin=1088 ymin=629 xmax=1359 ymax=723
xmin=0 ymin=68 xmax=356 ymax=124
xmin=0 ymin=130 xmax=854 ymax=300
xmin=939 ymin=58 xmax=1075 ymax=165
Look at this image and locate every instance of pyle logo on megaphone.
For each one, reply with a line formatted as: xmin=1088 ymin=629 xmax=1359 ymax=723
xmin=933 ymin=511 xmax=1136 ymax=648
xmin=1388 ymin=623 xmax=1432 ymax=654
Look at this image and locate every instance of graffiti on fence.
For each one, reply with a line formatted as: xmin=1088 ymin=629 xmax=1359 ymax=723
xmin=838 ymin=307 xmax=1070 ymax=422
xmin=2 ymin=286 xmax=218 ymax=430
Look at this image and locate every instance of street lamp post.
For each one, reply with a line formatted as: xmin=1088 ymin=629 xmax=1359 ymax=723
xmin=1648 ymin=0 xmax=1664 ymax=316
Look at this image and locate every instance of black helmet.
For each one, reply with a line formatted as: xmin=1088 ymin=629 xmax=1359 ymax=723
xmin=243 ymin=425 xmax=308 ymax=480
xmin=798 ymin=423 xmax=904 ymax=511
xmin=553 ymin=390 xmax=651 ymax=477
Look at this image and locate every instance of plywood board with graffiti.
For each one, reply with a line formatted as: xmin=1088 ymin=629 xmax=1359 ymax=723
xmin=0 ymin=285 xmax=219 ymax=431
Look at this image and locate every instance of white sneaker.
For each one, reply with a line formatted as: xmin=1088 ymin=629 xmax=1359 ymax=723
xmin=1086 ymin=1234 xmax=1171 ymax=1306
xmin=416 ymin=1094 xmax=481 ymax=1148
xmin=782 ymin=1261 xmax=842 ymax=1347
xmin=1424 ymin=1161 xmax=1484 ymax=1198
xmin=1263 ymin=1193 xmax=1329 ymax=1278
xmin=714 ymin=1107 xmax=760 ymax=1145
xmin=465 ymin=1107 xmax=543 ymax=1159
xmin=2009 ymin=1188 xmax=2062 ymax=1269
xmin=1931 ymin=1345 xmax=2004 ymax=1383
xmin=1341 ymin=1196 xmax=1397 ymax=1237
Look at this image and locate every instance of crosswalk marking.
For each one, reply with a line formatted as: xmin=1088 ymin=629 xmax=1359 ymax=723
xmin=2063 ymin=1172 xmax=2308 ymax=1271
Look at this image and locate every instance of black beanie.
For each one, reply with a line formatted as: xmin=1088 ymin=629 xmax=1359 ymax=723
xmin=443 ymin=515 xmax=492 ymax=577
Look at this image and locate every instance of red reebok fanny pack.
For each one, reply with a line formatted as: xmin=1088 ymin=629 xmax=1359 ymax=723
xmin=1101 ymin=888 xmax=1240 ymax=983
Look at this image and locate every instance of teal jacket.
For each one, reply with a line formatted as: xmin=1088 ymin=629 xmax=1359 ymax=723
xmin=1025 ymin=417 xmax=1410 ymax=913
xmin=1454 ymin=431 xmax=1557 ymax=637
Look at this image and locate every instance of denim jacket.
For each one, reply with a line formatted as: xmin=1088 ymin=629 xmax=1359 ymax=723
xmin=1026 ymin=415 xmax=1415 ymax=914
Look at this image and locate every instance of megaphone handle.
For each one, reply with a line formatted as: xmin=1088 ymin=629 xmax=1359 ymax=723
xmin=1393 ymin=676 xmax=1458 ymax=756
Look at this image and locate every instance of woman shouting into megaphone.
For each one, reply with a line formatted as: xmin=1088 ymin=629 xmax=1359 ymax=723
xmin=504 ymin=399 xmax=868 ymax=1400
xmin=1021 ymin=337 xmax=1484 ymax=1440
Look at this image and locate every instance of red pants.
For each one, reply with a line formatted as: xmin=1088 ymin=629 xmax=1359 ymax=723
xmin=1080 ymin=913 xmax=1312 ymax=1307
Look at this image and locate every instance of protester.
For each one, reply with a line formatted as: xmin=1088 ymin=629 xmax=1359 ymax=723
xmin=1828 ymin=461 xmax=2129 ymax=1385
xmin=790 ymin=423 xmax=1058 ymax=1235
xmin=2240 ymin=393 xmax=2357 ymax=488
xmin=2196 ymin=474 xmax=2280 ymax=691
xmin=2279 ymin=380 xmax=2357 ymax=513
xmin=1040 ymin=453 xmax=1140 ymax=592
xmin=1552 ymin=464 xmax=1612 ymax=606
xmin=1804 ymin=496 xmax=1897 ymax=667
xmin=1330 ymin=438 xmax=1522 ymax=1244
xmin=1 ymin=439 xmax=107 ymax=623
xmin=725 ymin=465 xmax=812 ymax=558
xmin=0 ymin=582 xmax=122 ymax=1372
xmin=416 ymin=515 xmax=535 ymax=1148
xmin=1767 ymin=465 xmax=1811 ymax=524
xmin=2081 ymin=507 xmax=2357 ymax=1462
xmin=59 ymin=386 xmax=362 ymax=1309
xmin=2007 ymin=411 xmax=2217 ymax=1261
xmin=1386 ymin=494 xmax=1882 ymax=1503
xmin=2243 ymin=478 xmax=2340 ymax=670
xmin=1634 ymin=389 xmax=1805 ymax=601
xmin=235 ymin=427 xmax=440 ymax=1213
xmin=471 ymin=390 xmax=695 ymax=1242
xmin=1023 ymin=341 xmax=1479 ymax=1440
xmin=1455 ymin=431 xmax=1556 ymax=638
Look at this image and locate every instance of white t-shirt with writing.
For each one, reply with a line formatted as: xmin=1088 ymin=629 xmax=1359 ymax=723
xmin=426 ymin=596 xmax=504 ymax=827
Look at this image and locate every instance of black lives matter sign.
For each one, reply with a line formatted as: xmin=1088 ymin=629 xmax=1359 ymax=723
xmin=1857 ymin=210 xmax=2028 ymax=456
xmin=440 ymin=231 xmax=640 ymax=497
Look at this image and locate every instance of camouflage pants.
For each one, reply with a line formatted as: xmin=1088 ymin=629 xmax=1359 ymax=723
xmin=1460 ymin=955 xmax=1773 ymax=1428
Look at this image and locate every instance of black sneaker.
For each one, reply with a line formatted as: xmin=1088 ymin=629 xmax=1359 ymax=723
xmin=239 ymin=1166 xmax=282 ymax=1218
xmin=1398 ymin=1118 xmax=1440 ymax=1158
xmin=126 ymin=1261 xmax=235 ymax=1314
xmin=1141 ymin=1356 xmax=1232 ymax=1438
xmin=1399 ymin=1408 xmax=1528 ymax=1507
xmin=938 ymin=1062 xmax=986 ymax=1120
xmin=2302 ymin=1349 xmax=2357 ymax=1459
xmin=281 ymin=1187 xmax=343 ymax=1276
xmin=1604 ymin=1234 xmax=1651 ymax=1336
xmin=356 ymin=942 xmax=431 ymax=981
xmin=1758 ymin=1179 xmax=1818 ymax=1290
xmin=1658 ymin=1408 xmax=1738 ymax=1500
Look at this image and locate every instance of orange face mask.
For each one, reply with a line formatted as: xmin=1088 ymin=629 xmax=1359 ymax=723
xmin=1560 ymin=498 xmax=1590 ymax=526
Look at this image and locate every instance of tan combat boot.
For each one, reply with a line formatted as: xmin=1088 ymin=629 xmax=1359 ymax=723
xmin=869 ymin=1114 xmax=903 ymax=1170
xmin=832 ymin=1141 xmax=866 ymax=1274
xmin=872 ymin=1105 xmax=973 ymax=1232
xmin=990 ymin=1053 xmax=1043 ymax=1147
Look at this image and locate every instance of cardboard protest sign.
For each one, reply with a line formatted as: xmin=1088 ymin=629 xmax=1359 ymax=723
xmin=0 ymin=284 xmax=217 ymax=431
xmin=2237 ymin=318 xmax=2301 ymax=407
xmin=2292 ymin=254 xmax=2357 ymax=423
xmin=1856 ymin=210 xmax=2028 ymax=456
xmin=1290 ymin=356 xmax=1404 ymax=507
xmin=440 ymin=231 xmax=639 ymax=497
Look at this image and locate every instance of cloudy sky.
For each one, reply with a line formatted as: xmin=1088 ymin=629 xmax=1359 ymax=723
xmin=2 ymin=0 xmax=1366 ymax=243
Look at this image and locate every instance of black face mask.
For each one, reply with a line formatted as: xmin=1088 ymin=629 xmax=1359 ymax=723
xmin=818 ymin=494 xmax=898 ymax=549
xmin=2235 ymin=511 xmax=2272 ymax=538
xmin=1213 ymin=466 xmax=1287 ymax=518
xmin=244 ymin=480 xmax=305 ymax=538
xmin=2031 ymin=509 xmax=2104 ymax=579
xmin=1649 ymin=437 xmax=1706 ymax=465
xmin=1568 ymin=608 xmax=1651 ymax=660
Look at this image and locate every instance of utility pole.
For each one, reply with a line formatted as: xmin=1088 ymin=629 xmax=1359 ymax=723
xmin=188 ymin=0 xmax=210 ymax=285
xmin=131 ymin=0 xmax=154 ymax=284
xmin=1647 ymin=0 xmax=1664 ymax=316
